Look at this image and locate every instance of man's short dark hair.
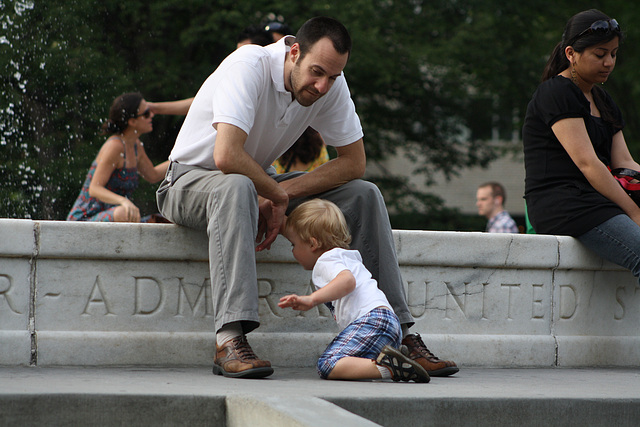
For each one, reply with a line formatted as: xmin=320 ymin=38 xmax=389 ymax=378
xmin=295 ymin=17 xmax=351 ymax=60
xmin=480 ymin=182 xmax=507 ymax=205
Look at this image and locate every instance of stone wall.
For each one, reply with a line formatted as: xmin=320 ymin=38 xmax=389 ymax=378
xmin=1 ymin=219 xmax=638 ymax=368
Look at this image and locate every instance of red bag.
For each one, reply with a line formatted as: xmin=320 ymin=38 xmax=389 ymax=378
xmin=611 ymin=168 xmax=640 ymax=205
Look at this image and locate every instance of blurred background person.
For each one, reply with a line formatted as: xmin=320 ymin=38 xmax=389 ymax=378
xmin=264 ymin=19 xmax=292 ymax=41
xmin=236 ymin=24 xmax=274 ymax=49
xmin=67 ymin=92 xmax=169 ymax=223
xmin=273 ymin=127 xmax=330 ymax=173
xmin=476 ymin=182 xmax=519 ymax=233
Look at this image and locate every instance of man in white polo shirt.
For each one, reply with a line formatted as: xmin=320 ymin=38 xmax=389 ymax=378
xmin=157 ymin=16 xmax=458 ymax=379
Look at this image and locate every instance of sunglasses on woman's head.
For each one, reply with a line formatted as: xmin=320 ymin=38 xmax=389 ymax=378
xmin=265 ymin=22 xmax=287 ymax=32
xmin=135 ymin=108 xmax=151 ymax=119
xmin=573 ymin=19 xmax=621 ymax=42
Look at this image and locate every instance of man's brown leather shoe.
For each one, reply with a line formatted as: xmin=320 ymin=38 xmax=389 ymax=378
xmin=402 ymin=333 xmax=459 ymax=377
xmin=212 ymin=335 xmax=274 ymax=379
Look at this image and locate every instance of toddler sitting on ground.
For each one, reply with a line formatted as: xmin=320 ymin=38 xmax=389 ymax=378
xmin=279 ymin=199 xmax=429 ymax=382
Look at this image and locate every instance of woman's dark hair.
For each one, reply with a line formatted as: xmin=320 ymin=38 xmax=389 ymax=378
xmin=541 ymin=9 xmax=623 ymax=126
xmin=295 ymin=16 xmax=351 ymax=61
xmin=236 ymin=25 xmax=274 ymax=46
xmin=264 ymin=21 xmax=292 ymax=37
xmin=542 ymin=9 xmax=622 ymax=81
xmin=101 ymin=92 xmax=144 ymax=135
xmin=279 ymin=127 xmax=324 ymax=172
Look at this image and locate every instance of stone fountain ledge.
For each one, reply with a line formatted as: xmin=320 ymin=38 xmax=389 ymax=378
xmin=1 ymin=219 xmax=638 ymax=368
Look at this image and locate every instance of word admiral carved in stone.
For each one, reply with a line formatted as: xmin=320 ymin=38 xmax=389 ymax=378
xmin=74 ymin=275 xmax=326 ymax=319
xmin=80 ymin=275 xmax=216 ymax=317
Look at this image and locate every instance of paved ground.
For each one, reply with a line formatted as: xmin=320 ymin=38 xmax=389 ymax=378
xmin=2 ymin=365 xmax=640 ymax=426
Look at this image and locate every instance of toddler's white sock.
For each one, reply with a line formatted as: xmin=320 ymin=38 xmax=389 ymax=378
xmin=376 ymin=363 xmax=392 ymax=379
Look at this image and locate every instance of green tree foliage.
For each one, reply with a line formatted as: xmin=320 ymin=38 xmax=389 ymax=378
xmin=2 ymin=0 xmax=639 ymax=230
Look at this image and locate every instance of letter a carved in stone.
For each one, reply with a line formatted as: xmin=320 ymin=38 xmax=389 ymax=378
xmin=82 ymin=276 xmax=114 ymax=315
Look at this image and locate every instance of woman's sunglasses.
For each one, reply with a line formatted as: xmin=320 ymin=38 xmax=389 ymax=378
xmin=572 ymin=19 xmax=621 ymax=43
xmin=135 ymin=108 xmax=151 ymax=119
xmin=264 ymin=22 xmax=288 ymax=33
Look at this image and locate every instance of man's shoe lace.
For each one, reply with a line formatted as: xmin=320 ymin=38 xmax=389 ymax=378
xmin=406 ymin=333 xmax=439 ymax=361
xmin=231 ymin=336 xmax=259 ymax=360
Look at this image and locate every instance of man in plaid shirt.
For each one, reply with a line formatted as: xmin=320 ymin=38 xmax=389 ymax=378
xmin=476 ymin=182 xmax=519 ymax=233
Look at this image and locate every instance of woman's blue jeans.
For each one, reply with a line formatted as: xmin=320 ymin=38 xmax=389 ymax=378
xmin=577 ymin=214 xmax=640 ymax=283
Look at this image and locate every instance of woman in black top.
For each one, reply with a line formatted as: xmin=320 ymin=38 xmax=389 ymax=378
xmin=523 ymin=9 xmax=640 ymax=281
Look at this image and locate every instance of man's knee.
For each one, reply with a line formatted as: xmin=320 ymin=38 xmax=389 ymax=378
xmin=182 ymin=172 xmax=257 ymax=208
xmin=204 ymin=174 xmax=258 ymax=234
xmin=338 ymin=179 xmax=385 ymax=209
xmin=213 ymin=174 xmax=258 ymax=213
xmin=159 ymin=172 xmax=257 ymax=228
xmin=352 ymin=180 xmax=383 ymax=198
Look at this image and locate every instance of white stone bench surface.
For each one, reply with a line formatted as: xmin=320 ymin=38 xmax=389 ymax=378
xmin=1 ymin=219 xmax=638 ymax=368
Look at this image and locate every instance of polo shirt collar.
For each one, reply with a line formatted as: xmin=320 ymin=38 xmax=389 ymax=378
xmin=268 ymin=35 xmax=295 ymax=93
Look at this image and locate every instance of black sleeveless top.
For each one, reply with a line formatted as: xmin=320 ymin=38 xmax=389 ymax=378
xmin=522 ymin=75 xmax=625 ymax=236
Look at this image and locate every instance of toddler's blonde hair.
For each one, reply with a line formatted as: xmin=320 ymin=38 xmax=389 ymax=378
xmin=286 ymin=199 xmax=351 ymax=250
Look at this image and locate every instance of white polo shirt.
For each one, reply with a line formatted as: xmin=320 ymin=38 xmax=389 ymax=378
xmin=170 ymin=36 xmax=363 ymax=170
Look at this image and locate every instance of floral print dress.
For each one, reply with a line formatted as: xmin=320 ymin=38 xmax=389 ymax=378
xmin=66 ymin=139 xmax=143 ymax=222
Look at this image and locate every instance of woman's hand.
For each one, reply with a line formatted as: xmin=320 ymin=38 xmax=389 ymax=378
xmin=89 ymin=137 xmax=143 ymax=222
xmin=118 ymin=198 xmax=141 ymax=222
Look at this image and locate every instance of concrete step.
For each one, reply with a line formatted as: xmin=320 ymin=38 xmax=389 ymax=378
xmin=2 ymin=366 xmax=639 ymax=426
xmin=2 ymin=219 xmax=640 ymax=369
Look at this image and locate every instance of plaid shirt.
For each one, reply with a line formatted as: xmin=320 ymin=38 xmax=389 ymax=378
xmin=487 ymin=210 xmax=518 ymax=233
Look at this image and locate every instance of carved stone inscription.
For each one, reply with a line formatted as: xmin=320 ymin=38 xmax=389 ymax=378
xmin=34 ymin=260 xmax=334 ymax=332
xmin=0 ymin=274 xmax=22 ymax=315
xmin=553 ymin=270 xmax=640 ymax=336
xmin=403 ymin=266 xmax=639 ymax=335
xmin=78 ymin=275 xmax=214 ymax=317
xmin=0 ymin=262 xmax=31 ymax=330
xmin=26 ymin=260 xmax=640 ymax=334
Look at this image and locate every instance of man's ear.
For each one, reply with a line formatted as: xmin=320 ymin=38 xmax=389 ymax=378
xmin=289 ymin=42 xmax=301 ymax=64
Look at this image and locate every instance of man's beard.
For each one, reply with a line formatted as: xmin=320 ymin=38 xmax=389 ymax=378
xmin=289 ymin=67 xmax=321 ymax=107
